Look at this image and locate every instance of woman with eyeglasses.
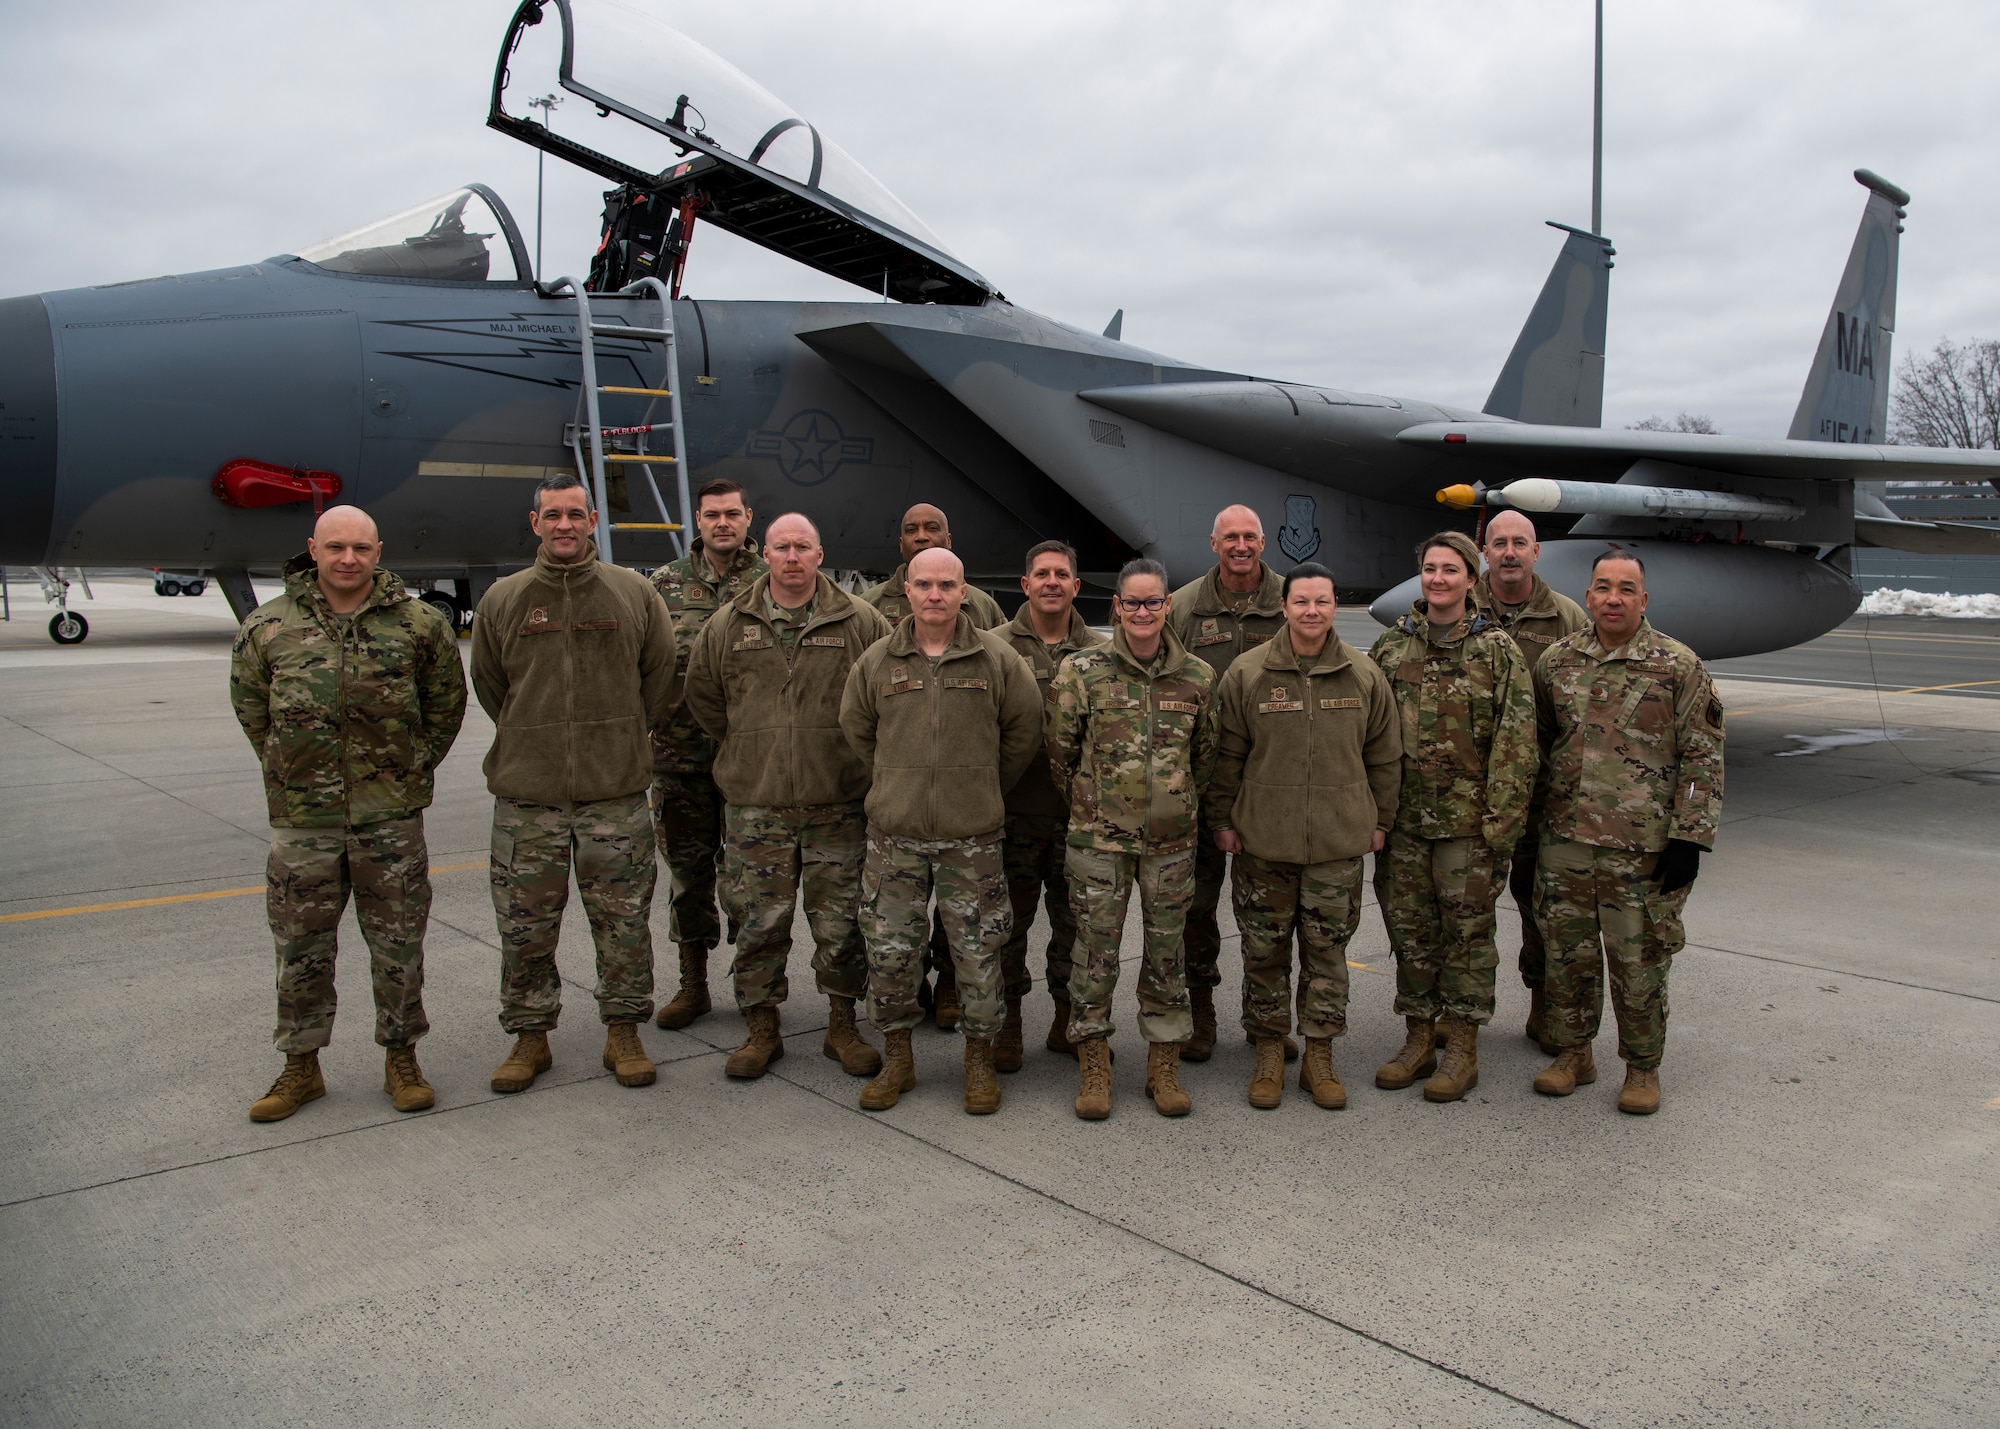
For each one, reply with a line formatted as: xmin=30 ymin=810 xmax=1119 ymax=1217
xmin=1045 ymin=559 xmax=1218 ymax=1121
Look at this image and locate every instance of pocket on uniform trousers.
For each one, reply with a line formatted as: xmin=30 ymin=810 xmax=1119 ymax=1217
xmin=491 ymin=826 xmax=515 ymax=872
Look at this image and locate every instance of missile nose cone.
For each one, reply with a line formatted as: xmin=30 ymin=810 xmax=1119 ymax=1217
xmin=1497 ymin=478 xmax=1562 ymax=512
xmin=0 ymin=295 xmax=61 ymax=566
xmin=1436 ymin=484 xmax=1480 ymax=510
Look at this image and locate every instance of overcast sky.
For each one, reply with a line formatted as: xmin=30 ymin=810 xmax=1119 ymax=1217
xmin=5 ymin=0 xmax=1997 ymax=437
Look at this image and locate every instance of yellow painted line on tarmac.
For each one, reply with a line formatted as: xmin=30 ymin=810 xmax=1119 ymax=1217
xmin=1988 ymin=1096 xmax=2000 ymax=1111
xmin=0 ymin=861 xmax=488 ymax=924
xmin=1726 ymin=678 xmax=2000 ymax=715
xmin=1347 ymin=960 xmax=1374 ymax=971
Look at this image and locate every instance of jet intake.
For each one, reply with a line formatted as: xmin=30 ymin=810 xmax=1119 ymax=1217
xmin=1480 ymin=477 xmax=1802 ymax=523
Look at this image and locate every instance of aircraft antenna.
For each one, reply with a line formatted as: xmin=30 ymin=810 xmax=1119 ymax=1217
xmin=528 ymin=94 xmax=563 ymax=279
xmin=1591 ymin=0 xmax=1603 ymax=236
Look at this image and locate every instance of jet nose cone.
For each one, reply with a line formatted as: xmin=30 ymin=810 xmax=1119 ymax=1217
xmin=0 ymin=295 xmax=60 ymax=566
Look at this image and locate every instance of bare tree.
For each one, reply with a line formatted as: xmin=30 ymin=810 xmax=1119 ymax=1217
xmin=1628 ymin=412 xmax=1719 ymax=434
xmin=1889 ymin=337 xmax=2000 ymax=449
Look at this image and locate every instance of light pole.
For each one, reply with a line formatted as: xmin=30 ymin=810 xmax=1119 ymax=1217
xmin=527 ymin=93 xmax=562 ymax=280
xmin=1591 ymin=0 xmax=1604 ymax=236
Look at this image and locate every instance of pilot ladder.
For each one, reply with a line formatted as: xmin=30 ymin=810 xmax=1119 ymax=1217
xmin=540 ymin=274 xmax=692 ymax=564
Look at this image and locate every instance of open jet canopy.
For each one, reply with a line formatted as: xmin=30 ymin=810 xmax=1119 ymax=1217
xmin=488 ymin=0 xmax=996 ymax=305
xmin=295 ymin=185 xmax=531 ymax=284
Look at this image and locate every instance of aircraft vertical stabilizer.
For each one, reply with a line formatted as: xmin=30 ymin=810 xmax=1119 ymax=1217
xmin=1482 ymin=223 xmax=1614 ymax=428
xmin=1788 ymin=170 xmax=1907 ymax=444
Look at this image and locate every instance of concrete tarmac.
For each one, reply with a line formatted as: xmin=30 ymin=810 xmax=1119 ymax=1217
xmin=2 ymin=583 xmax=1996 ymax=1426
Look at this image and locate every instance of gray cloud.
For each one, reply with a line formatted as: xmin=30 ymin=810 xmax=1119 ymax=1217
xmin=5 ymin=0 xmax=1995 ymax=437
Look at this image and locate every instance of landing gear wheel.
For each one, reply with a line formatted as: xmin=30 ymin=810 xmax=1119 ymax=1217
xmin=49 ymin=611 xmax=88 ymax=645
xmin=184 ymin=581 xmax=206 ymax=597
xmin=421 ymin=592 xmax=461 ymax=628
xmin=153 ymin=582 xmax=168 ymax=596
xmin=161 ymin=579 xmax=183 ymax=596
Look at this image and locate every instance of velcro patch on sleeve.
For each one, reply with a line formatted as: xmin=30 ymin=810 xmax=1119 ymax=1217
xmin=1157 ymin=699 xmax=1199 ymax=713
xmin=1320 ymin=697 xmax=1362 ymax=708
xmin=570 ymin=618 xmax=619 ymax=632
xmin=942 ymin=677 xmax=990 ymax=690
xmin=802 ymin=635 xmax=845 ymax=648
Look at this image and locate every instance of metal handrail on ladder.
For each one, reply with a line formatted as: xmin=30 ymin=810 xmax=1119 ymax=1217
xmin=539 ymin=274 xmax=692 ymax=564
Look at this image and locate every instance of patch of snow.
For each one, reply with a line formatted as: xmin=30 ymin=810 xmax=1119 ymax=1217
xmin=1856 ymin=588 xmax=2000 ymax=618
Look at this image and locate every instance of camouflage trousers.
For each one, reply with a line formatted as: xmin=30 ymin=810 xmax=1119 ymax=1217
xmin=1000 ymin=812 xmax=1079 ymax=1001
xmin=650 ymin=770 xmax=724 ymax=952
xmin=723 ymin=802 xmax=868 ymax=1009
xmin=490 ymin=794 xmax=656 ymax=1032
xmin=860 ymin=829 xmax=1008 ymax=1037
xmin=1374 ymin=831 xmax=1503 ymax=1025
xmin=1182 ymin=825 xmax=1227 ymax=990
xmin=266 ymin=816 xmax=431 ymax=1054
xmin=1506 ymin=808 xmax=1547 ymax=990
xmin=1233 ymin=852 xmax=1362 ymax=1039
xmin=1066 ymin=845 xmax=1194 ymax=1045
xmin=1533 ymin=834 xmax=1687 ymax=1069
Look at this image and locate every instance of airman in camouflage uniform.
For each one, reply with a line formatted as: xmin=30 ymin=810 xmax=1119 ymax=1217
xmin=683 ymin=513 xmax=893 ymax=1082
xmin=1368 ymin=532 xmax=1537 ymax=1103
xmin=229 ymin=507 xmax=466 ymax=1122
xmin=1167 ymin=504 xmax=1287 ymax=1060
xmin=841 ymin=547 xmax=1043 ymax=1115
xmin=860 ymin=503 xmax=1006 ymax=1026
xmin=1531 ymin=549 xmax=1724 ymax=1115
xmin=648 ymin=478 xmax=767 ymax=1031
xmin=1472 ymin=509 xmax=1589 ymax=1052
xmin=998 ymin=539 xmax=1107 ymax=1066
xmin=1049 ymin=559 xmax=1217 ymax=1120
xmin=472 ymin=475 xmax=679 ymax=1096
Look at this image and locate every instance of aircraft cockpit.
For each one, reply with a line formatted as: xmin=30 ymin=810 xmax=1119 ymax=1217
xmin=294 ymin=185 xmax=531 ymax=284
xmin=488 ymin=0 xmax=996 ymax=304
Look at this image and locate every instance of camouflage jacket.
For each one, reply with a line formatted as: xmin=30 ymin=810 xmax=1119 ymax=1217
xmin=230 ymin=553 xmax=466 ymax=829
xmin=684 ymin=572 xmax=891 ymax=809
xmin=840 ymin=613 xmax=1044 ymax=841
xmin=1047 ymin=625 xmax=1217 ymax=855
xmin=1206 ymin=629 xmax=1402 ymax=865
xmin=1167 ymin=562 xmax=1287 ymax=682
xmin=861 ymin=562 xmax=1006 ymax=628
xmin=650 ymin=538 xmax=766 ymax=773
xmin=1000 ymin=605 xmax=1108 ymax=822
xmin=1368 ymin=603 xmax=1538 ymax=850
xmin=1536 ymin=619 xmax=1726 ymax=853
xmin=1471 ymin=574 xmax=1588 ymax=694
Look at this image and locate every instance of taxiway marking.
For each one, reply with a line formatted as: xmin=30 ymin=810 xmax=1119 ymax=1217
xmin=0 ymin=862 xmax=489 ymax=923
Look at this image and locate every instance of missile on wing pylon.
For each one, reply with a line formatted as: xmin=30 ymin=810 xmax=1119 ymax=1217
xmin=1433 ymin=477 xmax=1802 ymax=524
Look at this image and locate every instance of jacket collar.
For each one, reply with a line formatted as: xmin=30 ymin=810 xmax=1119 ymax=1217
xmin=1188 ymin=562 xmax=1284 ymax=617
xmin=1473 ymin=573 xmax=1560 ymax=621
xmin=888 ymin=609 xmax=981 ymax=660
xmin=531 ymin=545 xmax=599 ymax=586
xmin=280 ymin=550 xmax=406 ymax=622
xmin=1576 ymin=618 xmax=1660 ymax=662
xmin=735 ymin=570 xmax=853 ymax=630
xmin=1259 ymin=624 xmax=1353 ymax=675
xmin=686 ymin=536 xmax=761 ymax=583
xmin=1109 ymin=620 xmax=1191 ymax=678
xmin=1396 ymin=599 xmax=1482 ymax=646
xmin=1005 ymin=603 xmax=1094 ymax=650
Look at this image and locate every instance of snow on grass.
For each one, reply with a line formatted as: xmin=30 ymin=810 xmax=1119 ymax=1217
xmin=1856 ymin=588 xmax=2000 ymax=618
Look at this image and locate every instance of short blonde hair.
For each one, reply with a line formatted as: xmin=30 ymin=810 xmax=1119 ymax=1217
xmin=1416 ymin=529 xmax=1481 ymax=574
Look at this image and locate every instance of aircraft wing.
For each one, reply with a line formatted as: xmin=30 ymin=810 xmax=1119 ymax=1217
xmin=1854 ymin=515 xmax=2000 ymax=554
xmin=1394 ymin=421 xmax=2000 ymax=483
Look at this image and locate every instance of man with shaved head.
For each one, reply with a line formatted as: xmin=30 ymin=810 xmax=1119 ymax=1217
xmin=684 ymin=512 xmax=892 ymax=1082
xmin=1471 ymin=509 xmax=1587 ymax=1052
xmin=1167 ymin=502 xmax=1287 ymax=1060
xmin=231 ymin=505 xmax=467 ymax=1122
xmin=859 ymin=501 xmax=1005 ymax=1027
xmin=842 ymin=545 xmax=1042 ymax=1114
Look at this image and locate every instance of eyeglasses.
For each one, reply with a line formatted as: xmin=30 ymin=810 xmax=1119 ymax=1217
xmin=1116 ymin=596 xmax=1167 ymax=612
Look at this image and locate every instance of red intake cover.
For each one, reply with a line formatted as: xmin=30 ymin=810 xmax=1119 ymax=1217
xmin=212 ymin=459 xmax=342 ymax=510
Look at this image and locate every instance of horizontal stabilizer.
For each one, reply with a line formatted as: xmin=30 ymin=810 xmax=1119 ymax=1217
xmin=1483 ymin=224 xmax=1614 ymax=428
xmin=1853 ymin=516 xmax=2000 ymax=555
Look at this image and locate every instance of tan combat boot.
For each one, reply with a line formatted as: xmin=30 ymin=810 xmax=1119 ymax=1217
xmin=602 ymin=1021 xmax=656 ymax=1087
xmin=1074 ymin=1036 xmax=1113 ymax=1120
xmin=654 ymin=943 xmax=712 ymax=1030
xmin=725 ymin=1004 xmax=784 ymax=1079
xmin=490 ymin=1031 xmax=552 ymax=1094
xmin=1525 ymin=985 xmax=1558 ymax=1055
xmin=1145 ymin=1042 xmax=1192 ymax=1117
xmin=1423 ymin=1018 xmax=1479 ymax=1103
xmin=1299 ymin=1037 xmax=1347 ymax=1109
xmin=1618 ymin=1065 xmax=1662 ymax=1115
xmin=1375 ymin=1017 xmax=1438 ymax=1090
xmin=964 ymin=1035 xmax=1002 ymax=1115
xmin=822 ymin=995 xmax=883 ymax=1077
xmin=1244 ymin=1031 xmax=1299 ymax=1061
xmin=994 ymin=997 xmax=1025 ymax=1073
xmin=383 ymin=1046 xmax=435 ymax=1112
xmin=249 ymin=1051 xmax=324 ymax=1122
xmin=1532 ymin=1045 xmax=1598 ymax=1097
xmin=933 ymin=970 xmax=962 ymax=1032
xmin=1184 ymin=985 xmax=1217 ymax=1062
xmin=1248 ymin=1035 xmax=1286 ymax=1109
xmin=860 ymin=1029 xmax=916 ymax=1110
xmin=1046 ymin=995 xmax=1074 ymax=1055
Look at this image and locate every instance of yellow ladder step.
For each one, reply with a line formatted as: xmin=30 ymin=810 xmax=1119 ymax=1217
xmin=600 ymin=386 xmax=673 ymax=398
xmin=610 ymin=522 xmax=683 ymax=531
xmin=600 ymin=453 xmax=677 ymax=463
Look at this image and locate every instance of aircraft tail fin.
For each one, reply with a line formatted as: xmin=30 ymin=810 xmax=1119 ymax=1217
xmin=1788 ymin=169 xmax=1908 ymax=444
xmin=1103 ymin=308 xmax=1124 ymax=341
xmin=1482 ymin=223 xmax=1614 ymax=427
